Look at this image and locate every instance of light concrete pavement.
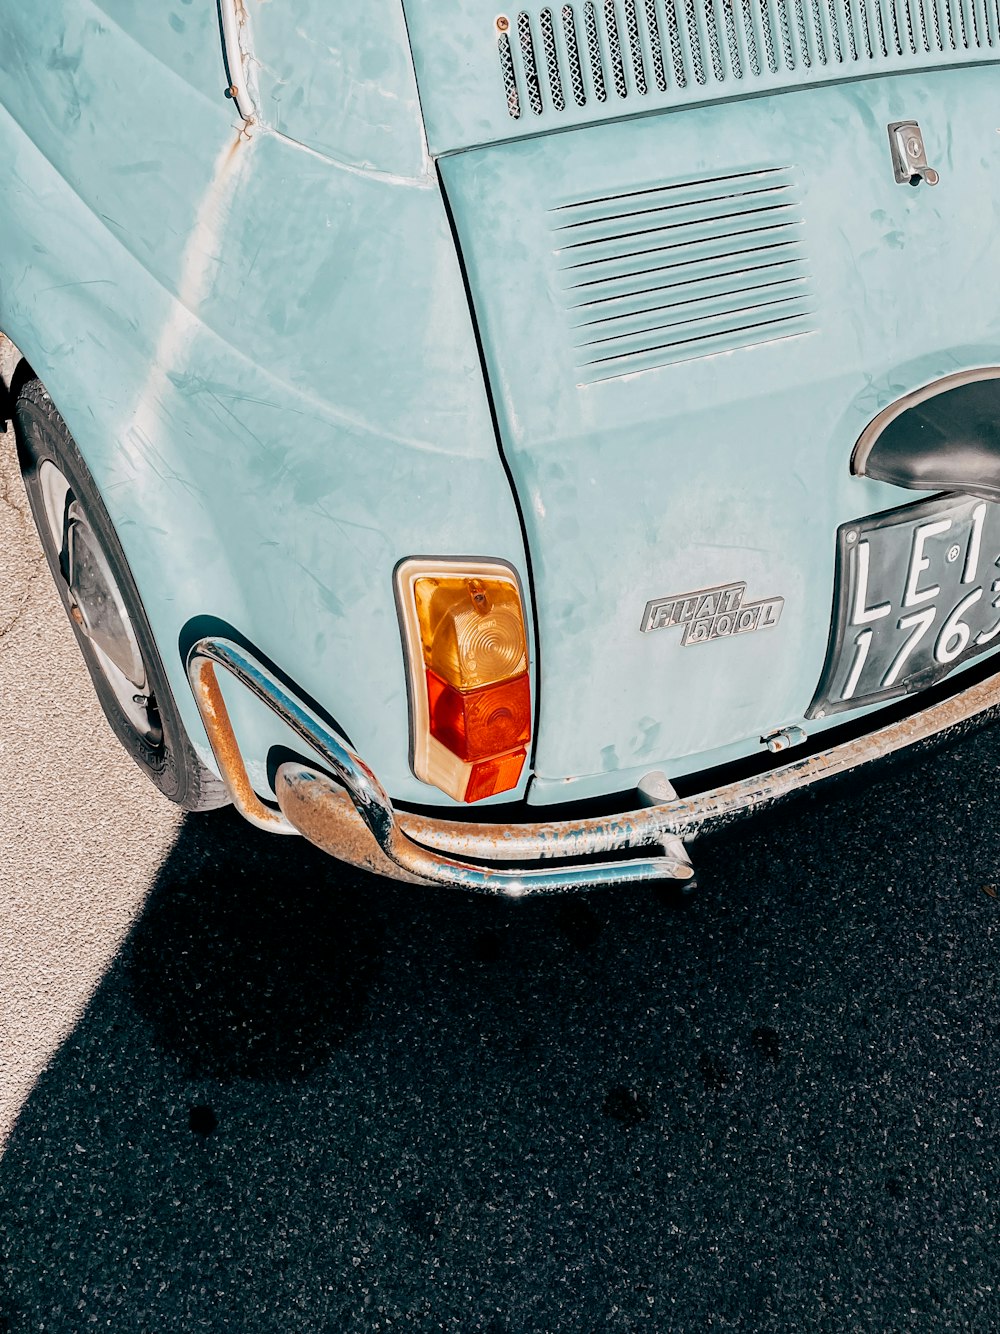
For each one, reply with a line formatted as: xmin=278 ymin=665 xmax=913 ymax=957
xmin=0 ymin=400 xmax=183 ymax=1144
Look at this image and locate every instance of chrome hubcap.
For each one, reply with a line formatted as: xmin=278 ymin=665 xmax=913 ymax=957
xmin=38 ymin=460 xmax=161 ymax=744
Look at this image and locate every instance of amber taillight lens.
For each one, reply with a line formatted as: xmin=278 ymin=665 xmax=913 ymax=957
xmin=396 ymin=560 xmax=531 ymax=802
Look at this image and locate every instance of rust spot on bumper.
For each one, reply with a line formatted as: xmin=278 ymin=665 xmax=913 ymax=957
xmin=189 ymin=655 xmax=292 ymax=833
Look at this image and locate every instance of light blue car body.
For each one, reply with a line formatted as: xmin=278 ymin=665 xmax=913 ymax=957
xmin=2 ymin=0 xmax=999 ymax=814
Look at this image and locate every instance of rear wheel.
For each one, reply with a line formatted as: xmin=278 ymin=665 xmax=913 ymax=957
xmin=13 ymin=376 xmax=229 ymax=812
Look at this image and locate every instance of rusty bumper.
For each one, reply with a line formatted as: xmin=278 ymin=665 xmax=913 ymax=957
xmin=187 ymin=636 xmax=1000 ymax=896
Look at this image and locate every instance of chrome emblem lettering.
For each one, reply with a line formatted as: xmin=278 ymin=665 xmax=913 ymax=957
xmin=640 ymin=580 xmax=784 ymax=644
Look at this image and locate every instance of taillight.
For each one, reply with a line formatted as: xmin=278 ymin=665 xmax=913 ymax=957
xmin=396 ymin=559 xmax=531 ymax=802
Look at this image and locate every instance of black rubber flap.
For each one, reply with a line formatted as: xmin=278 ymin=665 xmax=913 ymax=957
xmin=859 ymin=377 xmax=1000 ymax=500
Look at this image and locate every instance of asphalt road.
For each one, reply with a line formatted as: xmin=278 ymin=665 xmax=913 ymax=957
xmin=0 ymin=412 xmax=182 ymax=1149
xmin=4 ymin=412 xmax=1000 ymax=1328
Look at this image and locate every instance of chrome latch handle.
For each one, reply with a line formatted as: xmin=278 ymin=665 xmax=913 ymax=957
xmin=888 ymin=121 xmax=940 ymax=187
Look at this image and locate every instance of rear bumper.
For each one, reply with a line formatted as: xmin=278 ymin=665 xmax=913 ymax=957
xmin=187 ymin=636 xmax=1000 ymax=896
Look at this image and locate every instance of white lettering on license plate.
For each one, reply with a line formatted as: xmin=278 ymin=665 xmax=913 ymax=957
xmin=838 ymin=501 xmax=1000 ymax=703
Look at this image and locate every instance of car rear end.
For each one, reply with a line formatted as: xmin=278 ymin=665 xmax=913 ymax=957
xmin=7 ymin=0 xmax=1000 ymax=892
xmin=192 ymin=0 xmax=1000 ymax=889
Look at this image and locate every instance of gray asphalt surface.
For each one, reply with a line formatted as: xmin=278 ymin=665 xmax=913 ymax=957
xmin=4 ymin=398 xmax=1000 ymax=1328
xmin=0 ymin=408 xmax=181 ymax=1147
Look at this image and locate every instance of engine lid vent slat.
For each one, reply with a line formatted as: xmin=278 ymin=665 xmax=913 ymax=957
xmin=552 ymin=164 xmax=816 ymax=382
xmin=499 ymin=0 xmax=1000 ymax=117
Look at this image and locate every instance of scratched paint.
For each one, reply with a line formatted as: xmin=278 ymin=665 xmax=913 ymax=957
xmin=247 ymin=0 xmax=428 ymax=179
xmin=0 ymin=1 xmax=534 ymax=810
xmin=125 ymin=131 xmax=256 ymax=515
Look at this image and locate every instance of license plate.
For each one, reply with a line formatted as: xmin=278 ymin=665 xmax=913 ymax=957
xmin=809 ymin=495 xmax=1000 ymax=717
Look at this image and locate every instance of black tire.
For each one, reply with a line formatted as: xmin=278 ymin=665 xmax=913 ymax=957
xmin=13 ymin=375 xmax=229 ymax=812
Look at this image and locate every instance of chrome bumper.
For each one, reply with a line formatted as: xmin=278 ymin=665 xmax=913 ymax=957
xmin=187 ymin=636 xmax=1000 ymax=896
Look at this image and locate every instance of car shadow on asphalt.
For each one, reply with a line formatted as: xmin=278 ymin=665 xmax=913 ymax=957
xmin=3 ymin=731 xmax=1000 ymax=1331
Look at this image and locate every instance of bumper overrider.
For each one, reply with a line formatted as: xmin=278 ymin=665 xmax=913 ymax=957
xmin=187 ymin=636 xmax=1000 ymax=896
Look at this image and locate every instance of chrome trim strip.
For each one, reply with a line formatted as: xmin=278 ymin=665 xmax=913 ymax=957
xmin=188 ymin=635 xmax=1000 ymax=894
xmin=219 ymin=0 xmax=255 ymax=122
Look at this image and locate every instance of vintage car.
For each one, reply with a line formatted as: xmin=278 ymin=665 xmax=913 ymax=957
xmin=3 ymin=0 xmax=1000 ymax=894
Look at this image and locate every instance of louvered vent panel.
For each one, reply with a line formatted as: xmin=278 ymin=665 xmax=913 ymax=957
xmin=500 ymin=0 xmax=1000 ymax=119
xmin=552 ymin=166 xmax=815 ymax=382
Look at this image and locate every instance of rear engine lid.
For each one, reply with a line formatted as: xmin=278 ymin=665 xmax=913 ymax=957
xmin=439 ymin=67 xmax=1000 ymax=794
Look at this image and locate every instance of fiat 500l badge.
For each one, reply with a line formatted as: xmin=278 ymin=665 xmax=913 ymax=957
xmin=640 ymin=581 xmax=785 ymax=644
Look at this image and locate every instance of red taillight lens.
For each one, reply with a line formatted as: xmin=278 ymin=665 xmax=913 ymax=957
xmin=426 ymin=670 xmax=531 ymax=761
xmin=396 ymin=560 xmax=532 ymax=803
